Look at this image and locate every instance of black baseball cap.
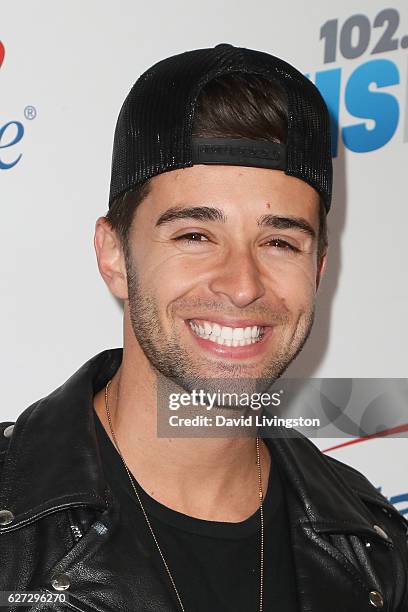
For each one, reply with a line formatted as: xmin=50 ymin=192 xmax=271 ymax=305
xmin=109 ymin=43 xmax=333 ymax=212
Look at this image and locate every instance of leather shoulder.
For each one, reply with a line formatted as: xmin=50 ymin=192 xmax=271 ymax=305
xmin=326 ymin=454 xmax=386 ymax=501
xmin=326 ymin=454 xmax=408 ymax=529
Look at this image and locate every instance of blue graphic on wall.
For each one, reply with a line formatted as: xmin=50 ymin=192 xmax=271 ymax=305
xmin=311 ymin=8 xmax=408 ymax=157
xmin=0 ymin=40 xmax=37 ymax=171
xmin=311 ymin=59 xmax=401 ymax=157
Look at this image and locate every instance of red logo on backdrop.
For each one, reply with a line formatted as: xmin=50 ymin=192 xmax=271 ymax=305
xmin=0 ymin=40 xmax=5 ymax=68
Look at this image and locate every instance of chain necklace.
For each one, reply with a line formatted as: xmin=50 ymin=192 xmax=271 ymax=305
xmin=104 ymin=379 xmax=264 ymax=612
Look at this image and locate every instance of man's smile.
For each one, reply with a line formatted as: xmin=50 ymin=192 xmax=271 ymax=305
xmin=185 ymin=317 xmax=274 ymax=359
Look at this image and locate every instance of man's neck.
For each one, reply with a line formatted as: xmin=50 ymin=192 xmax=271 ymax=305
xmin=93 ymin=345 xmax=271 ymax=522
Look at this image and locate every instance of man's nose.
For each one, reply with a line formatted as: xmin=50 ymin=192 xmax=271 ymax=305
xmin=208 ymin=247 xmax=266 ymax=308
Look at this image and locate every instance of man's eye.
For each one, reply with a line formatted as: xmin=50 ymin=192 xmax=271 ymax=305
xmin=174 ymin=232 xmax=209 ymax=243
xmin=267 ymin=238 xmax=300 ymax=252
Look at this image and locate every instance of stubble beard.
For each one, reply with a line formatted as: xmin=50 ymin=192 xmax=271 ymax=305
xmin=126 ymin=257 xmax=315 ymax=397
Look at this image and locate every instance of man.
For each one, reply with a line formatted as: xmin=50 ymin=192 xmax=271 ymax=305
xmin=0 ymin=43 xmax=407 ymax=612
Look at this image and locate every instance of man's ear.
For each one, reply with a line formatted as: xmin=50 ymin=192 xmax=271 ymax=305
xmin=316 ymin=248 xmax=328 ymax=291
xmin=94 ymin=217 xmax=128 ymax=300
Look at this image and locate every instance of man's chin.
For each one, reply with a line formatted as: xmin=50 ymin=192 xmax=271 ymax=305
xmin=162 ymin=360 xmax=285 ymax=396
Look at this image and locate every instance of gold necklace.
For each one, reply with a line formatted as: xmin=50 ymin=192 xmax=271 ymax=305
xmin=104 ymin=379 xmax=264 ymax=612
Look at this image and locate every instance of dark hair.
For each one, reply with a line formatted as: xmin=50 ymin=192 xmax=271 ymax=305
xmin=106 ymin=73 xmax=328 ymax=263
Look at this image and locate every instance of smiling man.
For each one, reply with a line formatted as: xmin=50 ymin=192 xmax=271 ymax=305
xmin=0 ymin=43 xmax=407 ymax=612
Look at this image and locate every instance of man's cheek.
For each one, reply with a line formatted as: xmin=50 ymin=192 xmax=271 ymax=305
xmin=138 ymin=248 xmax=210 ymax=279
xmin=270 ymin=267 xmax=316 ymax=304
xmin=284 ymin=287 xmax=315 ymax=316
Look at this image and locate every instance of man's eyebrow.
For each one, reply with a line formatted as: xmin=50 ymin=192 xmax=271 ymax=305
xmin=155 ymin=206 xmax=227 ymax=227
xmin=257 ymin=214 xmax=316 ymax=240
xmin=155 ymin=206 xmax=316 ymax=240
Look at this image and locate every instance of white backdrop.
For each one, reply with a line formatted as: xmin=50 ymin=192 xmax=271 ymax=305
xmin=1 ymin=0 xmax=407 ymax=516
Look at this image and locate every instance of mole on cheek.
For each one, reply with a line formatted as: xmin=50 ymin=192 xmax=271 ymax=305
xmin=265 ymin=202 xmax=271 ymax=209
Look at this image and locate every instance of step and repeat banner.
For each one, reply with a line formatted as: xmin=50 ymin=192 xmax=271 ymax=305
xmin=1 ymin=0 xmax=407 ymax=516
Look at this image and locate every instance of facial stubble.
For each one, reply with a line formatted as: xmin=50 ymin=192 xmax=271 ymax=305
xmin=125 ymin=254 xmax=315 ymax=398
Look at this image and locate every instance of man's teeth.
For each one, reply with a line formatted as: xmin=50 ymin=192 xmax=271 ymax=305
xmin=188 ymin=320 xmax=265 ymax=346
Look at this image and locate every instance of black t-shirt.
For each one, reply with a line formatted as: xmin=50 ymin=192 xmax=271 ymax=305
xmin=94 ymin=410 xmax=298 ymax=611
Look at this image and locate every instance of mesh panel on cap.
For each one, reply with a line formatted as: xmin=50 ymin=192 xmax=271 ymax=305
xmin=109 ymin=44 xmax=332 ymax=211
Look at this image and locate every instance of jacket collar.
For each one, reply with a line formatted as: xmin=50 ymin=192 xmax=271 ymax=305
xmin=0 ymin=348 xmax=384 ymax=537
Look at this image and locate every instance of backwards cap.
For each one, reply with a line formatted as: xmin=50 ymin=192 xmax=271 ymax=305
xmin=109 ymin=43 xmax=333 ymax=212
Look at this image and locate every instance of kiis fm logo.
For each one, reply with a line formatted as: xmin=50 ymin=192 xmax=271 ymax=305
xmin=309 ymin=7 xmax=408 ymax=156
xmin=0 ymin=40 xmax=36 ymax=170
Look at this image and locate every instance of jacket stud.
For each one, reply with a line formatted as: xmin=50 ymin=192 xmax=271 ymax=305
xmin=369 ymin=590 xmax=384 ymax=608
xmin=51 ymin=574 xmax=71 ymax=591
xmin=3 ymin=425 xmax=14 ymax=438
xmin=373 ymin=525 xmax=390 ymax=540
xmin=0 ymin=509 xmax=14 ymax=525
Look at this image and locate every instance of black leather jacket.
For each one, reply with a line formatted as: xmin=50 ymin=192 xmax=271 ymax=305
xmin=0 ymin=348 xmax=407 ymax=611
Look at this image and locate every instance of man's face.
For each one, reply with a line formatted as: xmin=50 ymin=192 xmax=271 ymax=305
xmin=124 ymin=164 xmax=325 ymax=389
